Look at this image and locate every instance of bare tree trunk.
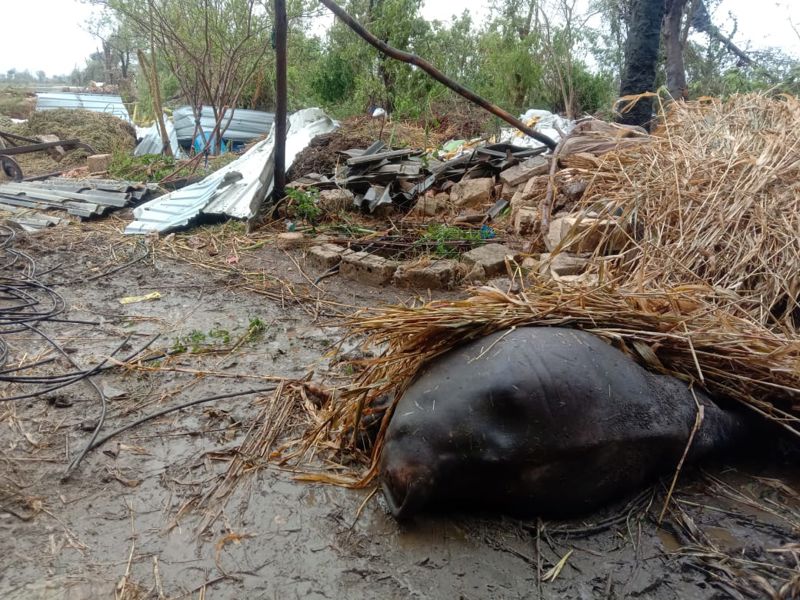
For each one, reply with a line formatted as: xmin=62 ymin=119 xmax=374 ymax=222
xmin=664 ymin=0 xmax=688 ymax=100
xmin=137 ymin=49 xmax=173 ymax=158
xmin=274 ymin=0 xmax=288 ymax=201
xmin=146 ymin=1 xmax=172 ymax=157
xmin=617 ymin=0 xmax=666 ymax=129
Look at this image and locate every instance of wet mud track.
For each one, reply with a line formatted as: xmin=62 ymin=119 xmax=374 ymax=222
xmin=1 ymin=224 xmax=798 ymax=599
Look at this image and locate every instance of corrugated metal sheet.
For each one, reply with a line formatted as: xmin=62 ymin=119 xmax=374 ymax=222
xmin=134 ymin=118 xmax=182 ymax=157
xmin=0 ymin=178 xmax=156 ymax=219
xmin=36 ymin=93 xmax=132 ymax=123
xmin=172 ymin=106 xmax=274 ymax=143
xmin=125 ymin=108 xmax=336 ymax=235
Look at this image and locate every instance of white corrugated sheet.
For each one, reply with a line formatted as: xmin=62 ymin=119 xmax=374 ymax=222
xmin=134 ymin=118 xmax=182 ymax=158
xmin=35 ymin=93 xmax=132 ymax=123
xmin=125 ymin=108 xmax=336 ymax=235
xmin=172 ymin=106 xmax=275 ymax=143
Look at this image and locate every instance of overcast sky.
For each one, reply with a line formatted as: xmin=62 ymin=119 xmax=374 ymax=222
xmin=0 ymin=0 xmax=798 ymax=76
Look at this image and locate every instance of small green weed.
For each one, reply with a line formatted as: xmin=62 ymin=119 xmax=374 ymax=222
xmin=286 ymin=188 xmax=321 ymax=223
xmin=170 ymin=319 xmax=267 ymax=355
xmin=417 ymin=224 xmax=483 ymax=258
xmin=208 ymin=328 xmax=231 ymax=345
xmin=109 ymin=152 xmax=179 ymax=182
xmin=245 ymin=317 xmax=268 ymax=342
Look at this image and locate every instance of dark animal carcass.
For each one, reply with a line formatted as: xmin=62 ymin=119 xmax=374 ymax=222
xmin=380 ymin=327 xmax=748 ymax=519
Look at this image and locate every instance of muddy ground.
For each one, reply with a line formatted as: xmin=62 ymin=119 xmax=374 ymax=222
xmin=1 ymin=217 xmax=798 ymax=600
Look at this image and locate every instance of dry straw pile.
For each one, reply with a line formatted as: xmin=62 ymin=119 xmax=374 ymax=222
xmin=283 ymin=93 xmax=800 ymax=487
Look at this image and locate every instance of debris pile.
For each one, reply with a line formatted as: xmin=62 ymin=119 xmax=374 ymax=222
xmin=285 ymin=93 xmax=800 ymax=485
xmin=292 ymin=139 xmax=549 ymax=218
xmin=25 ymin=109 xmax=136 ymax=155
xmin=0 ymin=109 xmax=137 ymax=180
xmin=125 ymin=108 xmax=336 ymax=234
xmin=0 ymin=177 xmax=156 ymax=228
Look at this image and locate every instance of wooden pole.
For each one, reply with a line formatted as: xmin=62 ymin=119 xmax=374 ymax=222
xmin=137 ymin=49 xmax=173 ymax=158
xmin=318 ymin=0 xmax=557 ymax=150
xmin=273 ymin=0 xmax=288 ymax=200
xmin=146 ymin=0 xmax=172 ymax=157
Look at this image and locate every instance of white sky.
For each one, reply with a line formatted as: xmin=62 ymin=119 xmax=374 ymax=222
xmin=0 ymin=0 xmax=798 ymax=76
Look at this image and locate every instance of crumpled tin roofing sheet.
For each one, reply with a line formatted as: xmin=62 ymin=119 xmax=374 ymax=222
xmin=125 ymin=108 xmax=336 ymax=235
xmin=134 ymin=118 xmax=182 ymax=157
xmin=172 ymin=106 xmax=275 ymax=143
xmin=35 ymin=93 xmax=132 ymax=123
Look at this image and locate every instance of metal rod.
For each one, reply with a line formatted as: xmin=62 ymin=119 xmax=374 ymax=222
xmin=273 ymin=0 xmax=288 ymax=200
xmin=318 ymin=0 xmax=557 ymax=150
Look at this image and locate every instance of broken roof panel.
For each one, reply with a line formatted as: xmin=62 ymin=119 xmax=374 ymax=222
xmin=172 ymin=106 xmax=275 ymax=143
xmin=134 ymin=118 xmax=182 ymax=157
xmin=125 ymin=108 xmax=336 ymax=235
xmin=35 ymin=93 xmax=132 ymax=123
xmin=0 ymin=178 xmax=156 ymax=219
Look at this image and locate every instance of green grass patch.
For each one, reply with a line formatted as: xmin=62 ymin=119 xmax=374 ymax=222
xmin=416 ymin=224 xmax=484 ymax=258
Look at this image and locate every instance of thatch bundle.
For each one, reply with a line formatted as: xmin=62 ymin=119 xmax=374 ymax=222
xmin=282 ymin=93 xmax=800 ymax=485
xmin=565 ymin=94 xmax=800 ymax=333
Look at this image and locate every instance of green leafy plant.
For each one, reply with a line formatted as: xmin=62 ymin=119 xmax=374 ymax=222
xmin=286 ymin=188 xmax=321 ymax=224
xmin=171 ymin=339 xmax=188 ymax=354
xmin=109 ymin=152 xmax=179 ymax=182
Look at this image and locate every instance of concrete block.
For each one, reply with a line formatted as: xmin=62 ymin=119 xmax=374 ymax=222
xmin=501 ymin=183 xmax=519 ymax=199
xmin=465 ymin=263 xmax=486 ymax=283
xmin=450 ymin=177 xmax=494 ymax=209
xmin=411 ymin=193 xmax=449 ymax=216
xmin=545 ymin=215 xmax=628 ymax=254
xmin=87 ymin=153 xmax=112 ymax=174
xmin=318 ymin=189 xmax=354 ymax=213
xmin=523 ymin=174 xmax=549 ymax=195
xmin=461 ymin=243 xmax=518 ymax=277
xmin=340 ymin=250 xmax=398 ymax=286
xmin=499 ymin=156 xmax=549 ymax=187
xmin=539 ymin=252 xmax=590 ymax=277
xmin=307 ymin=243 xmax=345 ymax=270
xmin=276 ymin=232 xmax=306 ymax=249
xmin=521 ymin=256 xmax=541 ymax=272
xmin=514 ymin=206 xmax=540 ymax=235
xmin=394 ymin=260 xmax=458 ymax=290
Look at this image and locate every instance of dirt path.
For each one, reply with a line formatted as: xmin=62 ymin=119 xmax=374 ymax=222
xmin=1 ymin=221 xmax=798 ymax=599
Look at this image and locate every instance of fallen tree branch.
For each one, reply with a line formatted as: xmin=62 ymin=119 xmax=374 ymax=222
xmin=318 ymin=0 xmax=557 ymax=150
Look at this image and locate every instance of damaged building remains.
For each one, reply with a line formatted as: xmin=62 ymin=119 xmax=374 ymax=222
xmin=1 ymin=0 xmax=799 ymax=598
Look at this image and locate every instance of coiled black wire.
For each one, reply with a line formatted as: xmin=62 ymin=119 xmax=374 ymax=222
xmin=0 ymin=224 xmax=157 ymax=476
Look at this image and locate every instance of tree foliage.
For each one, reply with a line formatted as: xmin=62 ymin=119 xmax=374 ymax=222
xmin=57 ymin=0 xmax=796 ymax=129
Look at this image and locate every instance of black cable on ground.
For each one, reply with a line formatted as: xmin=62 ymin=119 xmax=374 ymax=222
xmin=83 ymin=386 xmax=280 ymax=454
